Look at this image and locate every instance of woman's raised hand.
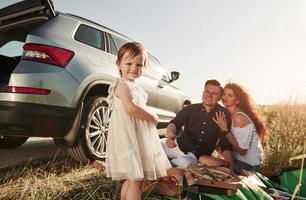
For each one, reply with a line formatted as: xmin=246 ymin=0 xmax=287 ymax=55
xmin=213 ymin=111 xmax=228 ymax=132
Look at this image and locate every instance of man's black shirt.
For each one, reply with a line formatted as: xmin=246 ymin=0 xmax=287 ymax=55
xmin=171 ymin=103 xmax=232 ymax=158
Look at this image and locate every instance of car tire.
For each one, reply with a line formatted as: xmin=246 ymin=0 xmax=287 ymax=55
xmin=0 ymin=136 xmax=28 ymax=149
xmin=68 ymin=96 xmax=110 ymax=163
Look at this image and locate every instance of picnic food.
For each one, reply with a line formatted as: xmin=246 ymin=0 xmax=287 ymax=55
xmin=187 ymin=166 xmax=240 ymax=182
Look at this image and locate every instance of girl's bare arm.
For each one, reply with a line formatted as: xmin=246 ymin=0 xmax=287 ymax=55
xmin=115 ymin=81 xmax=158 ymax=125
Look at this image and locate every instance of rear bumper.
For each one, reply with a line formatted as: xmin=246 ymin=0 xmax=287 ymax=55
xmin=0 ymin=101 xmax=76 ymax=137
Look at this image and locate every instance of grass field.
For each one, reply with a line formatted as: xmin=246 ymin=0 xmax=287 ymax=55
xmin=0 ymin=158 xmax=165 ymax=200
xmin=260 ymin=103 xmax=306 ymax=176
xmin=0 ymin=103 xmax=305 ymax=199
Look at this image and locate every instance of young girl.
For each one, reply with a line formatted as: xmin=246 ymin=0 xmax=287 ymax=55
xmin=105 ymin=42 xmax=171 ymax=200
xmin=213 ymin=83 xmax=266 ymax=174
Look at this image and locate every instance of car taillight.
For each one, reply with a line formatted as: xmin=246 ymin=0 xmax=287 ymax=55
xmin=8 ymin=86 xmax=51 ymax=95
xmin=22 ymin=43 xmax=74 ymax=68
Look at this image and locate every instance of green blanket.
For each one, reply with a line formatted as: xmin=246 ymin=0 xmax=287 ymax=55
xmin=278 ymin=168 xmax=306 ymax=197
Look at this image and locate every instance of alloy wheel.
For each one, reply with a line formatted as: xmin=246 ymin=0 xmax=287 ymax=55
xmin=85 ymin=105 xmax=110 ymax=159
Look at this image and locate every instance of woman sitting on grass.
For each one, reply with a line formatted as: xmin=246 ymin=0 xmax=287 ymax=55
xmin=213 ymin=82 xmax=266 ymax=174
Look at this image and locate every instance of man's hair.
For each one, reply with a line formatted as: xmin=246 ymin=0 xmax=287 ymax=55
xmin=204 ymin=79 xmax=223 ymax=94
xmin=205 ymin=79 xmax=221 ymax=87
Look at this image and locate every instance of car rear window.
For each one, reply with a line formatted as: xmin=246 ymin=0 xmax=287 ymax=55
xmin=75 ymin=24 xmax=105 ymax=51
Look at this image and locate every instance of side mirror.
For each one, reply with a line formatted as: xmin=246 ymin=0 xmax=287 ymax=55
xmin=170 ymin=71 xmax=180 ymax=83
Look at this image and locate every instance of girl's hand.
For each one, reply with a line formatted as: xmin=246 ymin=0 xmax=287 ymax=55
xmin=153 ymin=113 xmax=159 ymax=123
xmin=150 ymin=113 xmax=159 ymax=126
xmin=213 ymin=111 xmax=228 ymax=132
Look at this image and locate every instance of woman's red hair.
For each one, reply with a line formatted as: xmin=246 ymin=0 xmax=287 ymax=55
xmin=224 ymin=83 xmax=266 ymax=139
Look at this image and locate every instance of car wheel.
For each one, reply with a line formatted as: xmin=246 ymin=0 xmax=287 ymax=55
xmin=0 ymin=136 xmax=28 ymax=149
xmin=68 ymin=96 xmax=110 ymax=163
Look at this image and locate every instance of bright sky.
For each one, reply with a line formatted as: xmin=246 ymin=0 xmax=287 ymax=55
xmin=52 ymin=0 xmax=306 ymax=105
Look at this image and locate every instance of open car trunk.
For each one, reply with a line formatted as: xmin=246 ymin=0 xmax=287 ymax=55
xmin=0 ymin=0 xmax=56 ymax=86
xmin=0 ymin=55 xmax=20 ymax=86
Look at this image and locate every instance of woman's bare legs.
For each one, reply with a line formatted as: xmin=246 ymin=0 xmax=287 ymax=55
xmin=198 ymin=155 xmax=229 ymax=167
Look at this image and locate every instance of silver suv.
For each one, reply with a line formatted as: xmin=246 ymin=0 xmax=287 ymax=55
xmin=0 ymin=0 xmax=191 ymax=163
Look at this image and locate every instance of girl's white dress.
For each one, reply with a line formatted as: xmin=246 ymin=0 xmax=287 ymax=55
xmin=106 ymin=79 xmax=171 ymax=181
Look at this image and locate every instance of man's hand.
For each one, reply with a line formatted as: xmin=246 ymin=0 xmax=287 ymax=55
xmin=166 ymin=136 xmax=177 ymax=148
xmin=166 ymin=123 xmax=178 ymax=148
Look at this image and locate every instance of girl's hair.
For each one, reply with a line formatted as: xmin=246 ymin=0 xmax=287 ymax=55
xmin=116 ymin=42 xmax=148 ymax=67
xmin=224 ymin=83 xmax=266 ymax=139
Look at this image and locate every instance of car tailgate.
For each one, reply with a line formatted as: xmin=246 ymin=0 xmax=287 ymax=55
xmin=0 ymin=0 xmax=55 ymax=21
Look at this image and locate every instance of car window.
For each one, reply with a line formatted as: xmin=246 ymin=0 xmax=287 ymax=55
xmin=147 ymin=53 xmax=168 ymax=81
xmin=107 ymin=34 xmax=118 ymax=56
xmin=0 ymin=41 xmax=24 ymax=57
xmin=75 ymin=24 xmax=105 ymax=51
xmin=112 ymin=35 xmax=127 ymax=50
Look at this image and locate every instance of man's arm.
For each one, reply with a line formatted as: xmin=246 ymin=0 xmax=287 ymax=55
xmin=165 ymin=105 xmax=192 ymax=148
xmin=166 ymin=123 xmax=177 ymax=148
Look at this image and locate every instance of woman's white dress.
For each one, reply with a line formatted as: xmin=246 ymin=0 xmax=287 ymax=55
xmin=106 ymin=79 xmax=171 ymax=181
xmin=231 ymin=112 xmax=264 ymax=166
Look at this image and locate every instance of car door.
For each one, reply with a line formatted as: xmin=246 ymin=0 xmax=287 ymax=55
xmin=147 ymin=53 xmax=181 ymax=123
